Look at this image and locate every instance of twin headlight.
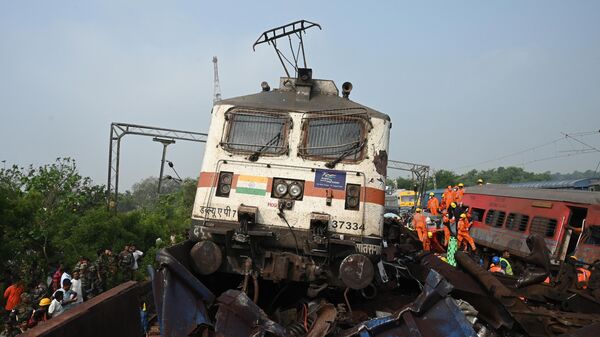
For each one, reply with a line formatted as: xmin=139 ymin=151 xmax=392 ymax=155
xmin=215 ymin=171 xmax=233 ymax=197
xmin=272 ymin=178 xmax=304 ymax=200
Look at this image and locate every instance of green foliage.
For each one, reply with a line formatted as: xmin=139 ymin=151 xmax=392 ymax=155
xmin=0 ymin=158 xmax=195 ymax=286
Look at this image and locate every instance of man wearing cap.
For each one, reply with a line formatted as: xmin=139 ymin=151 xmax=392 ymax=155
xmin=412 ymin=208 xmax=429 ymax=251
xmin=455 ymin=183 xmax=465 ymax=203
xmin=426 ymin=192 xmax=440 ymax=216
xmin=457 ymin=213 xmax=476 ymax=252
xmin=445 ymin=186 xmax=455 ymax=211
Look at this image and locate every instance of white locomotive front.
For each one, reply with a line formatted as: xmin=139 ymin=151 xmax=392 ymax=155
xmin=188 ymin=70 xmax=391 ymax=290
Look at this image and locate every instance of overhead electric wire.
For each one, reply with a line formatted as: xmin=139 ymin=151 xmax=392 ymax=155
xmin=452 ymin=130 xmax=600 ymax=172
xmin=451 ymin=137 xmax=564 ymax=171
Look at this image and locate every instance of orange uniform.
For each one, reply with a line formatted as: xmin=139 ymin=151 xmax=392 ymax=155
xmin=427 ymin=197 xmax=440 ymax=216
xmin=457 ymin=218 xmax=476 ymax=251
xmin=412 ymin=213 xmax=429 ymax=251
xmin=455 ymin=187 xmax=465 ymax=203
xmin=441 ymin=212 xmax=451 ymax=245
xmin=445 ymin=188 xmax=455 ymax=209
xmin=577 ymin=267 xmax=591 ymax=289
xmin=489 ymin=264 xmax=503 ymax=273
xmin=3 ymin=283 xmax=24 ymax=311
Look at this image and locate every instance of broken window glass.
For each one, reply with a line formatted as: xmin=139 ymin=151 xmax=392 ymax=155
xmin=222 ymin=110 xmax=289 ymax=155
xmin=299 ymin=116 xmax=366 ymax=161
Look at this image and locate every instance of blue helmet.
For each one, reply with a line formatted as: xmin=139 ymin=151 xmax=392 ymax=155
xmin=492 ymin=256 xmax=500 ymax=264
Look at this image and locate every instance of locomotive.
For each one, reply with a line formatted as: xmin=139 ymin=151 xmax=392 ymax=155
xmin=186 ymin=20 xmax=391 ymax=291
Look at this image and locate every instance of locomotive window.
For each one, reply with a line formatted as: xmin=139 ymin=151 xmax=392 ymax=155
xmin=299 ymin=116 xmax=366 ymax=161
xmin=401 ymin=195 xmax=415 ymax=202
xmin=506 ymin=213 xmax=530 ymax=232
xmin=530 ymin=217 xmax=557 ymax=237
xmin=222 ymin=111 xmax=289 ymax=155
xmin=471 ymin=208 xmax=485 ymax=222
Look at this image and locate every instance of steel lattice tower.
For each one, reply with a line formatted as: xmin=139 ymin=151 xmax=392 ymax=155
xmin=212 ymin=56 xmax=222 ymax=104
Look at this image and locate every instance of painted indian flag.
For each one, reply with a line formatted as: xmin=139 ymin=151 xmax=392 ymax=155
xmin=236 ymin=175 xmax=268 ymax=196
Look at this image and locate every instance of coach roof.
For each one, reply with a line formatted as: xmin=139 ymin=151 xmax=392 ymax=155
xmin=466 ymin=185 xmax=600 ymax=205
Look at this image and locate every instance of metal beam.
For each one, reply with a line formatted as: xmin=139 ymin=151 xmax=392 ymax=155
xmin=387 ymin=159 xmax=431 ymax=209
xmin=107 ymin=123 xmax=208 ymax=210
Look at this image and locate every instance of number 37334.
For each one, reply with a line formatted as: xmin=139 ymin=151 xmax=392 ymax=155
xmin=330 ymin=220 xmax=365 ymax=231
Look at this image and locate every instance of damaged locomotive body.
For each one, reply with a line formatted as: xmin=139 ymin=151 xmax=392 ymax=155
xmin=189 ymin=73 xmax=391 ymax=289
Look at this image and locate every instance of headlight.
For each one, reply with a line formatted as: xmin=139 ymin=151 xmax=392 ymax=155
xmin=289 ymin=183 xmax=303 ymax=198
xmin=274 ymin=182 xmax=288 ymax=197
xmin=345 ymin=184 xmax=361 ymax=210
xmin=220 ymin=184 xmax=231 ymax=194
xmin=215 ymin=171 xmax=233 ymax=197
xmin=347 ymin=196 xmax=359 ymax=208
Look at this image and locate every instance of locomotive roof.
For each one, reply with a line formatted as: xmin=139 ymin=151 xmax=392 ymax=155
xmin=218 ymin=77 xmax=390 ymax=121
xmin=466 ymin=185 xmax=600 ymax=205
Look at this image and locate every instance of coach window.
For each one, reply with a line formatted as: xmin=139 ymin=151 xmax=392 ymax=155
xmin=484 ymin=210 xmax=495 ymax=225
xmin=506 ymin=213 xmax=530 ymax=232
xmin=530 ymin=217 xmax=558 ymax=237
xmin=222 ymin=110 xmax=290 ymax=156
xmin=471 ymin=208 xmax=485 ymax=222
xmin=583 ymin=226 xmax=600 ymax=245
xmin=298 ymin=114 xmax=367 ymax=163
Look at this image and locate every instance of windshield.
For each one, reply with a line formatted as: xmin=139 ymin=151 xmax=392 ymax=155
xmin=401 ymin=195 xmax=415 ymax=202
xmin=299 ymin=116 xmax=365 ymax=161
xmin=222 ymin=110 xmax=289 ymax=155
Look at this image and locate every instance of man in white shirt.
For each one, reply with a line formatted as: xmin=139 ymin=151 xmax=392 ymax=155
xmin=129 ymin=245 xmax=144 ymax=271
xmin=71 ymin=270 xmax=84 ymax=303
xmin=60 ymin=270 xmax=72 ymax=288
xmin=53 ymin=279 xmax=78 ymax=311
xmin=48 ymin=291 xmax=65 ymax=317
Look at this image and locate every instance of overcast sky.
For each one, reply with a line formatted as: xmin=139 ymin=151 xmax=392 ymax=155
xmin=1 ymin=1 xmax=599 ymax=188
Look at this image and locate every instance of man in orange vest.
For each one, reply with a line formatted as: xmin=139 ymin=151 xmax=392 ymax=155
xmin=445 ymin=186 xmax=455 ymax=210
xmin=441 ymin=210 xmax=452 ymax=246
xmin=489 ymin=256 xmax=504 ymax=273
xmin=457 ymin=213 xmax=476 ymax=252
xmin=577 ymin=264 xmax=591 ymax=289
xmin=412 ymin=208 xmax=429 ymax=251
xmin=455 ymin=183 xmax=465 ymax=203
xmin=426 ymin=192 xmax=440 ymax=216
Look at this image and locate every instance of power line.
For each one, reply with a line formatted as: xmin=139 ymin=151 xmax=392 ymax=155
xmin=453 ymin=130 xmax=600 ymax=171
xmin=451 ymin=136 xmax=563 ymax=170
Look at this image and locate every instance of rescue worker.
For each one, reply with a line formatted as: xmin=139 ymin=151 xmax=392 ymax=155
xmin=489 ymin=256 xmax=504 ymax=273
xmin=28 ymin=298 xmax=51 ymax=328
xmin=445 ymin=186 xmax=455 ymax=211
xmin=426 ymin=192 xmax=440 ymax=216
xmin=412 ymin=208 xmax=429 ymax=251
xmin=477 ymin=178 xmax=484 ymax=186
xmin=422 ymin=231 xmax=432 ymax=251
xmin=577 ymin=263 xmax=591 ymax=289
xmin=500 ymin=250 xmax=514 ymax=276
xmin=441 ymin=210 xmax=452 ymax=246
xmin=440 ymin=193 xmax=447 ymax=210
xmin=457 ymin=213 xmax=476 ymax=252
xmin=455 ymin=183 xmax=465 ymax=203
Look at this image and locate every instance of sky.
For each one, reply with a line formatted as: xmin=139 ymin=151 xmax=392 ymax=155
xmin=1 ymin=1 xmax=599 ymax=189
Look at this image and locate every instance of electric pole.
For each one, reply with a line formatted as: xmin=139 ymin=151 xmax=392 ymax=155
xmin=213 ymin=56 xmax=222 ymax=104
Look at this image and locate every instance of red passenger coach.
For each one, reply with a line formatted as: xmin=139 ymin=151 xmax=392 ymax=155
xmin=463 ymin=185 xmax=600 ymax=265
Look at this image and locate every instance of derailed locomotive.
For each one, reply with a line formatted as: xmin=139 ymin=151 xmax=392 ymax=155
xmin=186 ymin=21 xmax=391 ymax=291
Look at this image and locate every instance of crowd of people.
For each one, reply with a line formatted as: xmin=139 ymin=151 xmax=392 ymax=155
xmin=411 ymin=179 xmax=595 ymax=287
xmin=413 ymin=181 xmax=481 ymax=253
xmin=1 ymin=244 xmax=143 ymax=336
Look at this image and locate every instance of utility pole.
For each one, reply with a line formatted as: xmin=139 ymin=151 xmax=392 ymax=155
xmin=153 ymin=138 xmax=176 ymax=194
xmin=213 ymin=56 xmax=222 ymax=104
